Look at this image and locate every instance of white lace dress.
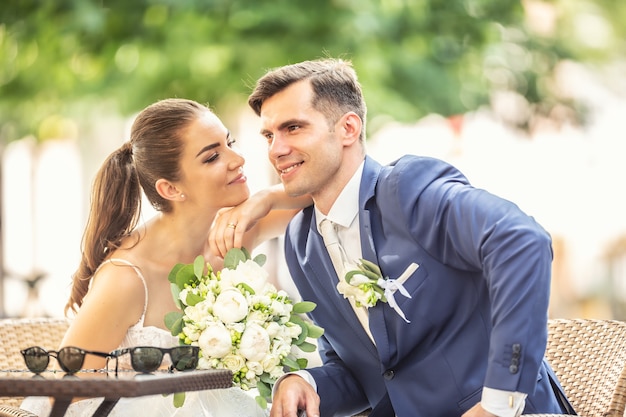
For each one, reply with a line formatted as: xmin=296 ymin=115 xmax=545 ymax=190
xmin=20 ymin=259 xmax=269 ymax=417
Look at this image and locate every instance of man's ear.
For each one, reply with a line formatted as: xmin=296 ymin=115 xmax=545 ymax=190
xmin=338 ymin=112 xmax=362 ymax=146
xmin=155 ymin=178 xmax=184 ymax=201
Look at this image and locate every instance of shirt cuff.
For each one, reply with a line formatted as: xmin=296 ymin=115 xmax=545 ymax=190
xmin=481 ymin=387 xmax=527 ymax=417
xmin=271 ymin=370 xmax=317 ymax=397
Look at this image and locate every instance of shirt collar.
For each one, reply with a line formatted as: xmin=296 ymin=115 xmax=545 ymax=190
xmin=316 ymin=161 xmax=364 ymax=230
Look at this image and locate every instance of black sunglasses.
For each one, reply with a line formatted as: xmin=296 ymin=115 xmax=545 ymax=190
xmin=21 ymin=346 xmax=111 ymax=374
xmin=107 ymin=346 xmax=199 ymax=375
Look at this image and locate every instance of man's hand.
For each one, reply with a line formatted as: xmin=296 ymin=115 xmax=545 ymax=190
xmin=462 ymin=402 xmax=498 ymax=417
xmin=270 ymin=375 xmax=320 ymax=417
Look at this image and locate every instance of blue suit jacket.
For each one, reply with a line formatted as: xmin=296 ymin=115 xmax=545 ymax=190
xmin=284 ymin=156 xmax=573 ymax=417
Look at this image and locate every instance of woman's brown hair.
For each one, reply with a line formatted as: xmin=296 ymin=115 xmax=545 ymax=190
xmin=65 ymin=98 xmax=207 ymax=314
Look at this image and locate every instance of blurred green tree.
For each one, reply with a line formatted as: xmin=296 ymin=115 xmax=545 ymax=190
xmin=0 ymin=0 xmax=624 ymax=140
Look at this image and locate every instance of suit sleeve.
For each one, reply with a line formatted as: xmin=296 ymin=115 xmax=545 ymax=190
xmin=388 ymin=156 xmax=553 ymax=393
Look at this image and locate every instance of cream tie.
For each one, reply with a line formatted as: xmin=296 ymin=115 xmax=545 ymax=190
xmin=319 ymin=219 xmax=349 ymax=277
xmin=319 ymin=219 xmax=373 ymax=342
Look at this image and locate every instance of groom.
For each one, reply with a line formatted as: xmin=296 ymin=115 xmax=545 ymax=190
xmin=248 ymin=58 xmax=575 ymax=417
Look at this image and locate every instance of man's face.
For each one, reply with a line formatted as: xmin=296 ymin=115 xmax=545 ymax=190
xmin=258 ymin=81 xmax=344 ymax=203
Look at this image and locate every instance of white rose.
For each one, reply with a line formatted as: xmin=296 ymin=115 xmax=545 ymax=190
xmin=337 ymin=281 xmax=362 ymax=300
xmin=198 ymin=321 xmax=232 ymax=358
xmin=247 ymin=310 xmax=269 ymax=323
xmin=269 ymin=299 xmax=288 ymax=316
xmin=260 ymin=353 xmax=281 ymax=373
xmin=213 ymin=288 xmax=248 ymax=323
xmin=287 ymin=322 xmax=303 ymax=339
xmin=184 ymin=300 xmax=212 ymax=324
xmin=239 ymin=323 xmax=270 ymax=362
xmin=221 ymin=260 xmax=269 ymax=293
xmin=197 ymin=356 xmax=221 ymax=370
xmin=347 ymin=272 xmax=372 ymax=286
xmin=272 ymin=338 xmax=292 ymax=357
xmin=221 ymin=354 xmax=246 ymax=372
xmin=246 ymin=360 xmax=264 ymax=376
xmin=265 ymin=321 xmax=282 ymax=339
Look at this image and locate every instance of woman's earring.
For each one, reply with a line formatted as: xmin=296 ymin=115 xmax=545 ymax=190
xmin=180 ymin=194 xmax=186 ymax=200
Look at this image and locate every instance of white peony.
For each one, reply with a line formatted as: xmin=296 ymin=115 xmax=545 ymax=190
xmin=198 ymin=321 xmax=232 ymax=358
xmin=213 ymin=288 xmax=248 ymax=324
xmin=221 ymin=260 xmax=269 ymax=293
xmin=239 ymin=323 xmax=270 ymax=362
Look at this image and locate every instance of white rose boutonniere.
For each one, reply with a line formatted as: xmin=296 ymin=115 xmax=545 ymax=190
xmin=165 ymin=248 xmax=324 ymax=410
xmin=339 ymin=258 xmax=418 ymax=323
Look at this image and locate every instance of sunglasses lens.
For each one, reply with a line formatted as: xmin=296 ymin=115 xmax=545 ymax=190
xmin=57 ymin=347 xmax=86 ymax=374
xmin=22 ymin=347 xmax=49 ymax=373
xmin=170 ymin=347 xmax=199 ymax=371
xmin=131 ymin=347 xmax=163 ymax=373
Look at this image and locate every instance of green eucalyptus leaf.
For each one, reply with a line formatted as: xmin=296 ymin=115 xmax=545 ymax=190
xmin=241 ymin=247 xmax=252 ymax=260
xmin=224 ymin=247 xmax=246 ymax=269
xmin=292 ymin=301 xmax=316 ymax=314
xmin=253 ymin=253 xmax=266 ymax=267
xmin=168 ymin=263 xmax=185 ymax=284
xmin=296 ymin=357 xmax=308 ymax=369
xmin=359 ymin=258 xmax=382 ymax=275
xmin=164 ymin=311 xmax=184 ymax=336
xmin=290 ymin=314 xmax=306 ymax=327
xmin=281 ymin=356 xmax=300 ymax=370
xmin=305 ymin=322 xmax=325 ymax=338
xmin=255 ymin=394 xmax=268 ymax=411
xmin=256 ymin=379 xmax=272 ymax=401
xmin=259 ymin=373 xmax=275 ymax=384
xmin=193 ymin=255 xmax=205 ymax=279
xmin=172 ymin=392 xmax=186 ymax=408
xmin=345 ymin=270 xmax=359 ymax=284
xmin=296 ymin=341 xmax=317 ymax=353
xmin=170 ymin=282 xmax=183 ymax=310
xmin=175 ymin=264 xmax=197 ymax=289
xmin=185 ymin=292 xmax=204 ymax=307
xmin=294 ymin=321 xmax=308 ymax=345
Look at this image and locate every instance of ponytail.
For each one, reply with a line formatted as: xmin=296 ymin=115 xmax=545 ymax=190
xmin=65 ymin=141 xmax=141 ymax=315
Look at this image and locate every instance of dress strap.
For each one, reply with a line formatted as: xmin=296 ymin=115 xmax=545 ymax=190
xmin=98 ymin=258 xmax=149 ymax=327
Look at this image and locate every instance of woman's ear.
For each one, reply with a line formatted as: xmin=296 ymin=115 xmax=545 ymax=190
xmin=155 ymin=179 xmax=185 ymax=201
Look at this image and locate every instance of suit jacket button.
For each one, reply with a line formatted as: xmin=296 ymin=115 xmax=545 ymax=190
xmin=383 ymin=370 xmax=395 ymax=380
xmin=509 ymin=365 xmax=519 ymax=374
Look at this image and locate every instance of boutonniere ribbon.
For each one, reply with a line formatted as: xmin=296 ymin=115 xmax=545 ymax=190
xmin=338 ymin=259 xmax=419 ymax=323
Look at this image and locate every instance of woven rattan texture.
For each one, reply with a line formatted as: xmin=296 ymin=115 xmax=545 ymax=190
xmin=0 ymin=318 xmax=69 ymax=409
xmin=523 ymin=318 xmax=626 ymax=417
xmin=0 ymin=406 xmax=37 ymax=417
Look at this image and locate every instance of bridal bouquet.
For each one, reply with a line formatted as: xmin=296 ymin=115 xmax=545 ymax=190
xmin=165 ymin=248 xmax=323 ymax=409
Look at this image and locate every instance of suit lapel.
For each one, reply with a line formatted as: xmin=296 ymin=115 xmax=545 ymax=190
xmin=359 ymin=157 xmax=394 ymax=364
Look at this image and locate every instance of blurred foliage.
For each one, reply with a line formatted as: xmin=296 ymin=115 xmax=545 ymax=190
xmin=0 ymin=0 xmax=624 ymax=142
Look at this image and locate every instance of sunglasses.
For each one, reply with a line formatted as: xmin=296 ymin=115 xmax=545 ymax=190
xmin=21 ymin=346 xmax=112 ymax=374
xmin=107 ymin=346 xmax=199 ymax=375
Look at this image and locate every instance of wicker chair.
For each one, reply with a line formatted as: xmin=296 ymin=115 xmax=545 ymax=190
xmin=523 ymin=318 xmax=626 ymax=417
xmin=1 ymin=318 xmax=624 ymax=417
xmin=0 ymin=317 xmax=69 ymax=417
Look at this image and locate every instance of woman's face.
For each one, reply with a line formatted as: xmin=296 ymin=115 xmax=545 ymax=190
xmin=177 ymin=110 xmax=249 ymax=209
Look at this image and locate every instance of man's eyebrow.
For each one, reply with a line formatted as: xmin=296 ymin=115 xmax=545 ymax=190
xmin=260 ymin=119 xmax=308 ymax=136
xmin=195 ymin=132 xmax=230 ymax=157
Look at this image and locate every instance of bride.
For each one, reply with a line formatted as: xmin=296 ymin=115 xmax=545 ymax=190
xmin=20 ymin=98 xmax=311 ymax=417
